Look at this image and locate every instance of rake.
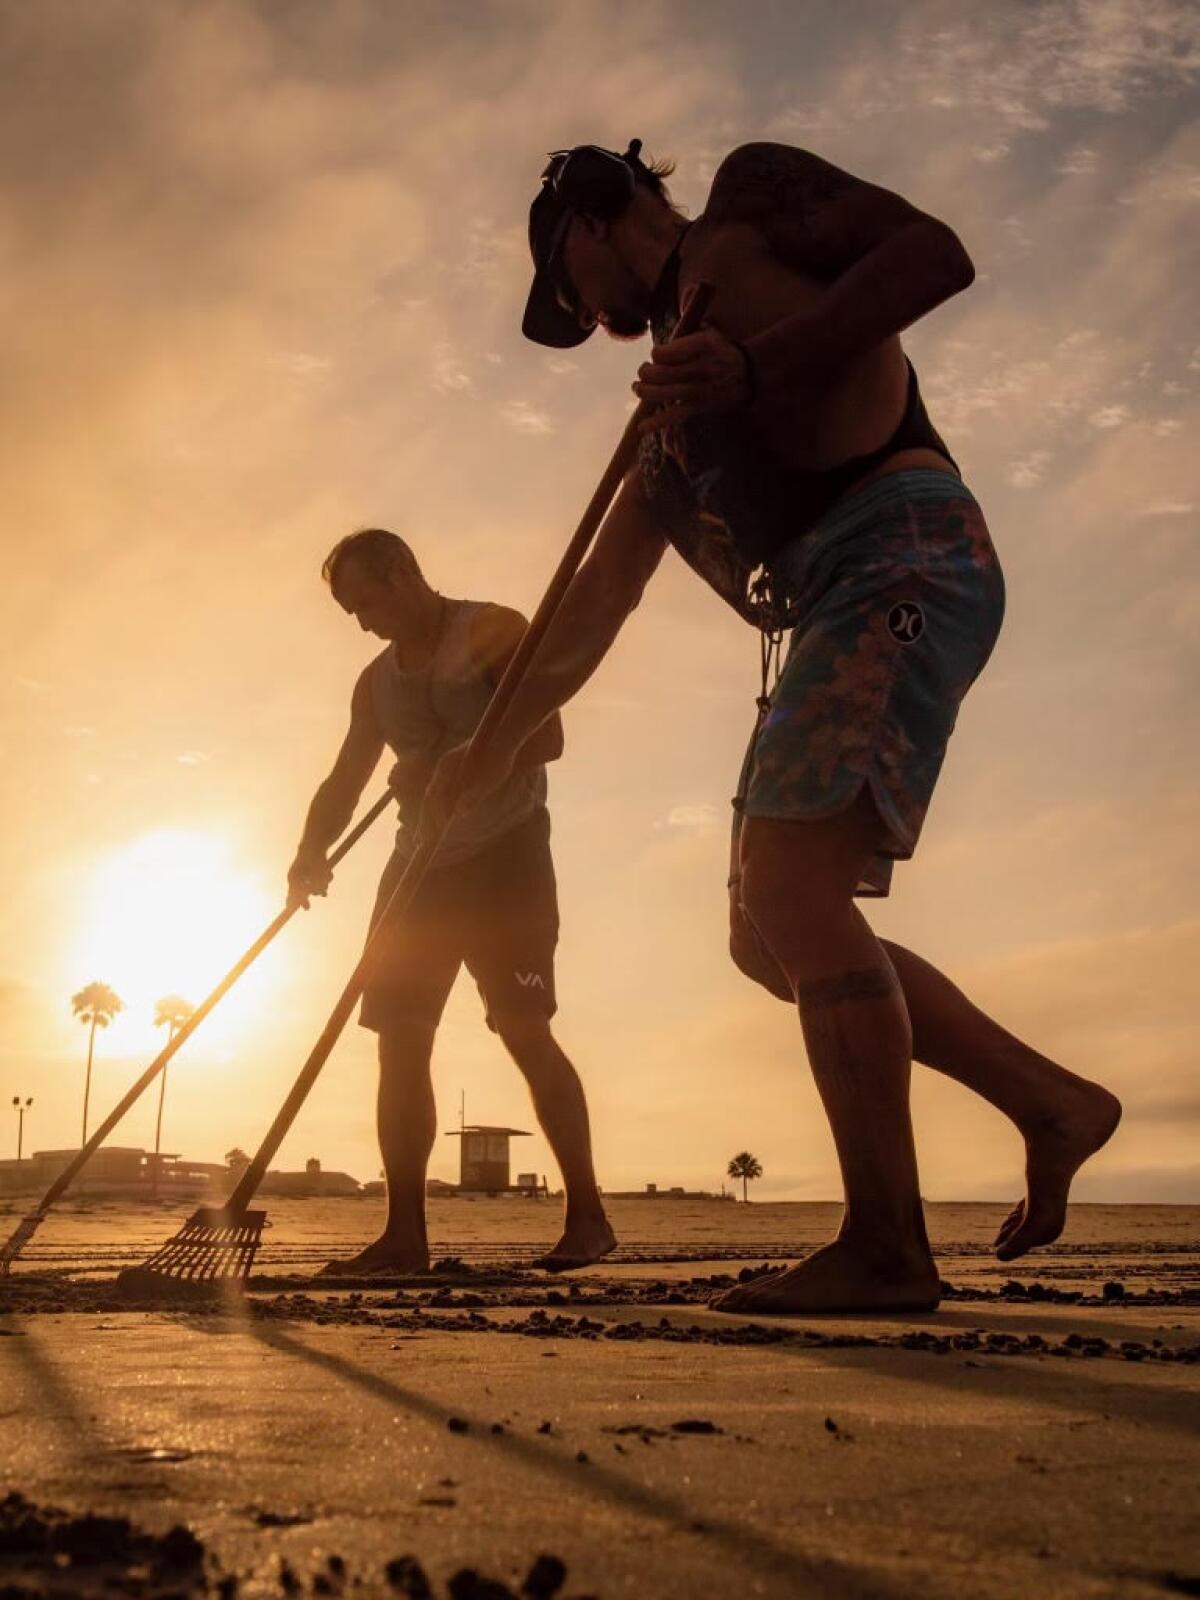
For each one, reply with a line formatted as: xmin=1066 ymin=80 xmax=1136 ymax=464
xmin=0 ymin=790 xmax=393 ymax=1279
xmin=117 ymin=282 xmax=716 ymax=1294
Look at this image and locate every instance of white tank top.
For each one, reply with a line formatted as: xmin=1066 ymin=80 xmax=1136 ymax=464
xmin=370 ymin=599 xmax=547 ymax=866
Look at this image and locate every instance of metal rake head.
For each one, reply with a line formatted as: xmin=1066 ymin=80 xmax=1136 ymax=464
xmin=116 ymin=1207 xmax=266 ymax=1296
xmin=0 ymin=1213 xmax=46 ymax=1279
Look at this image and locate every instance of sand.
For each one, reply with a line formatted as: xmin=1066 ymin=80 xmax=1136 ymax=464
xmin=1 ymin=1198 xmax=1197 ymax=1598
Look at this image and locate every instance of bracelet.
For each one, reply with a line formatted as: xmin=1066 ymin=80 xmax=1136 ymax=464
xmin=732 ymin=340 xmax=759 ymax=410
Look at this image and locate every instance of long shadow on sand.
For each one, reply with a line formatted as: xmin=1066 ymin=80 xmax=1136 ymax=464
xmin=229 ymin=1314 xmax=907 ymax=1600
xmin=5 ymin=1324 xmax=108 ymax=1468
xmin=839 ymin=1340 xmax=1200 ymax=1439
xmin=648 ymin=1298 xmax=1200 ymax=1442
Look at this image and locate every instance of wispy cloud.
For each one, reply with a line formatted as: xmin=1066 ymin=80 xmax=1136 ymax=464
xmin=657 ymin=803 xmax=721 ymax=833
xmin=431 ymin=344 xmax=473 ymax=395
xmin=499 ymin=399 xmax=553 ymax=435
xmin=1006 ymin=450 xmax=1053 ymax=488
xmin=1090 ymin=403 xmax=1132 ymax=429
xmin=1136 ymin=500 xmax=1194 ymax=517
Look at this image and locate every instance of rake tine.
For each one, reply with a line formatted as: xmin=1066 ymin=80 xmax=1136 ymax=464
xmin=116 ymin=1207 xmax=266 ymax=1295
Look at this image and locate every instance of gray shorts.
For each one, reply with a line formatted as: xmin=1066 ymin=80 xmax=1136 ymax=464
xmin=360 ymin=809 xmax=559 ymax=1032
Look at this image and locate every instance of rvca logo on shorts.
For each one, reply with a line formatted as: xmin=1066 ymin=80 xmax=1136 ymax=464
xmin=887 ymin=601 xmax=925 ymax=644
xmin=515 ymin=971 xmax=545 ymax=989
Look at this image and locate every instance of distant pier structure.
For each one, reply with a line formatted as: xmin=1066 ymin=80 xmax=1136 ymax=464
xmin=447 ymin=1124 xmax=531 ymax=1193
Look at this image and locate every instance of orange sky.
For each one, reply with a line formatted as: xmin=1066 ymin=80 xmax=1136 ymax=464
xmin=1 ymin=1 xmax=1196 ymax=1201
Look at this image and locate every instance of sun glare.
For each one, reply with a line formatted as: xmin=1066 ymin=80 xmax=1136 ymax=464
xmin=70 ymin=830 xmax=282 ymax=1055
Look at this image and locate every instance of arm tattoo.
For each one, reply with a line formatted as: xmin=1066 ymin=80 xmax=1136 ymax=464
xmin=709 ymin=142 xmax=855 ymax=225
xmin=795 ymin=967 xmax=900 ymax=1010
xmin=705 ymin=141 xmax=918 ymax=281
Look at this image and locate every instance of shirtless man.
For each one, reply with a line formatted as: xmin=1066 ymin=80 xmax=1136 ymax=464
xmin=286 ymin=527 xmax=616 ymax=1273
xmin=420 ymin=141 xmax=1121 ymax=1313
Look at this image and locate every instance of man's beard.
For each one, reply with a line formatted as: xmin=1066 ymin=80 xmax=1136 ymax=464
xmin=602 ymin=307 xmax=651 ymax=340
xmin=600 ymin=274 xmax=653 ymax=341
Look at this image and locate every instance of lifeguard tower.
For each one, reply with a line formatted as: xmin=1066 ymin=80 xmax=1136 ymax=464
xmin=447 ymin=1124 xmax=531 ymax=1193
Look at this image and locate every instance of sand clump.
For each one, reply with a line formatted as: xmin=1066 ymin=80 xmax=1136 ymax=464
xmin=0 ymin=1490 xmax=205 ymax=1598
xmin=0 ymin=1492 xmax=590 ymax=1600
xmin=3 ymin=1272 xmax=1198 ymax=1365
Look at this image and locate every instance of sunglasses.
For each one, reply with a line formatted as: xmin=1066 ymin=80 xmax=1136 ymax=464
xmin=543 ymin=207 xmax=585 ymax=321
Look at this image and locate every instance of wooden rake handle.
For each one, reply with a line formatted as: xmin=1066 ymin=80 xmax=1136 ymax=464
xmin=226 ymin=282 xmax=717 ymax=1217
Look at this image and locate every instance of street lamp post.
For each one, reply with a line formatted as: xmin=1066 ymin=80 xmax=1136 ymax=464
xmin=12 ymin=1096 xmax=33 ymax=1161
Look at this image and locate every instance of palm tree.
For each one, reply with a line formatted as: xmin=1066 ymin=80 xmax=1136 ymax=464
xmin=150 ymin=995 xmax=194 ymax=1196
xmin=727 ymin=1151 xmax=763 ymax=1204
xmin=71 ymin=981 xmax=124 ymax=1144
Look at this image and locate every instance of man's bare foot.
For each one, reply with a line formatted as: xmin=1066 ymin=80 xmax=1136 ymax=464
xmin=710 ymin=1237 xmax=941 ymax=1316
xmin=531 ymin=1215 xmax=618 ymax=1273
xmin=995 ymin=1083 xmax=1122 ymax=1261
xmin=317 ymin=1236 xmax=430 ymax=1276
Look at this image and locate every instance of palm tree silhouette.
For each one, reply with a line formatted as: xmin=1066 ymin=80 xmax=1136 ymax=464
xmin=150 ymin=994 xmax=194 ymax=1196
xmin=727 ymin=1151 xmax=763 ymax=1204
xmin=71 ymin=981 xmax=124 ymax=1145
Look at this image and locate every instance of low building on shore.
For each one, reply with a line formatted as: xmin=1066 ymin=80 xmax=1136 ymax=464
xmin=0 ymin=1148 xmax=221 ymax=1198
xmin=257 ymin=1157 xmax=360 ymax=1198
xmin=603 ymin=1181 xmax=734 ymax=1201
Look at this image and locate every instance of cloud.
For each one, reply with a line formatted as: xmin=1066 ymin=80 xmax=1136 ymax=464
xmin=431 ymin=344 xmax=473 ymax=395
xmin=971 ymin=142 xmax=1012 ymax=165
xmin=1136 ymin=500 xmax=1194 ymax=517
xmin=499 ymin=399 xmax=553 ymax=435
xmin=1057 ymin=146 xmax=1100 ymax=175
xmin=268 ymin=352 xmax=331 ymax=379
xmin=892 ymin=1 xmax=1200 ymax=126
xmin=1006 ymin=450 xmax=1053 ymax=488
xmin=1090 ymin=403 xmax=1133 ymax=429
xmin=656 ymin=803 xmax=721 ymax=832
xmin=769 ymin=0 xmax=1200 ymax=152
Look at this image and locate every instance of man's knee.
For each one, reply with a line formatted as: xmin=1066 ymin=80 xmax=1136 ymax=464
xmin=737 ymin=854 xmax=864 ymax=992
xmin=492 ymin=1012 xmax=561 ymax=1070
xmin=729 ymin=887 xmax=795 ymax=1003
xmin=378 ymin=1018 xmax=438 ymax=1075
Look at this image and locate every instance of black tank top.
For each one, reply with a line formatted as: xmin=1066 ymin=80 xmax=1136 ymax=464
xmin=638 ymin=234 xmax=958 ymax=625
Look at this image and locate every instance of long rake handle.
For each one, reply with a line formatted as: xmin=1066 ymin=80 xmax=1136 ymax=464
xmin=32 ymin=791 xmax=393 ymax=1217
xmin=225 ymin=283 xmax=716 ymax=1219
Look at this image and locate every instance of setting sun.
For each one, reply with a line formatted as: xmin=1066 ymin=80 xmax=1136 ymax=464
xmin=69 ymin=830 xmax=281 ymax=1055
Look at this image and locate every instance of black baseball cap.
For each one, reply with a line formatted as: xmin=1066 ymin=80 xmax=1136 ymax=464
xmin=522 ymin=155 xmax=593 ymax=349
xmin=522 ymin=142 xmax=644 ymax=347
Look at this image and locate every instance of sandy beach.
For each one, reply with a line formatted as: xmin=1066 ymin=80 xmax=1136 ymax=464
xmin=2 ymin=1198 xmax=1197 ymax=1598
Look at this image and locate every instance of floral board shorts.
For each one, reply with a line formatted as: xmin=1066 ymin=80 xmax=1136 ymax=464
xmin=735 ymin=469 xmax=1006 ymax=897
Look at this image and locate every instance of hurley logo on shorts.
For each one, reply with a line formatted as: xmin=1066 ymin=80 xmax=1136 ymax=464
xmin=887 ymin=601 xmax=925 ymax=643
xmin=515 ymin=971 xmax=546 ymax=989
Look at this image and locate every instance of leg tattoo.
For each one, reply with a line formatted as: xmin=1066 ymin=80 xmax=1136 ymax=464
xmin=795 ymin=967 xmax=900 ymax=1009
